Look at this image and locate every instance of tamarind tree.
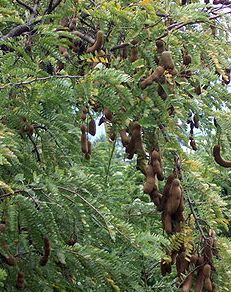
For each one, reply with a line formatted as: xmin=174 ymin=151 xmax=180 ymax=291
xmin=0 ymin=0 xmax=231 ymax=291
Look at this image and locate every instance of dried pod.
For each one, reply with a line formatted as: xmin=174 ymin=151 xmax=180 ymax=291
xmin=157 ymin=84 xmax=168 ymax=100
xmin=152 ymin=159 xmax=164 ymax=181
xmin=86 ymin=31 xmax=104 ymax=53
xmin=81 ymin=133 xmax=88 ymax=154
xmin=160 ymin=51 xmax=175 ymax=70
xmin=81 ymin=113 xmax=87 ymax=121
xmin=40 ymin=236 xmax=51 ymax=266
xmin=204 ymin=278 xmax=213 ymax=291
xmin=88 ymin=119 xmax=96 ymax=136
xmin=203 ymin=264 xmax=211 ymax=278
xmin=140 ymin=66 xmax=165 ymax=89
xmin=195 ymin=271 xmax=205 ymax=292
xmin=156 ymin=39 xmax=165 ymax=54
xmin=80 ymin=124 xmax=87 ymax=134
xmin=176 ymin=252 xmax=189 ymax=276
xmin=126 ymin=122 xmax=142 ymax=158
xmin=190 ymin=254 xmax=199 ymax=265
xmin=190 ymin=139 xmax=197 ymax=151
xmin=82 ymin=107 xmax=89 ymax=114
xmin=16 ymin=272 xmax=25 ymax=289
xmin=120 ymin=129 xmax=130 ymax=147
xmin=150 ymin=190 xmax=162 ymax=209
xmin=160 ymin=258 xmax=171 ymax=276
xmin=69 ymin=17 xmax=77 ymax=31
xmin=162 ymin=212 xmax=173 ymax=234
xmin=181 ymin=272 xmax=194 ymax=292
xmin=103 ymin=108 xmax=113 ymax=121
xmin=213 ymin=144 xmax=231 ymax=168
xmin=204 ymin=237 xmax=214 ymax=265
xmin=183 ymin=55 xmax=192 ymax=66
xmin=120 ymin=46 xmax=128 ymax=59
xmin=166 ymin=179 xmax=182 ymax=215
xmin=59 ymin=46 xmax=69 ymax=58
xmin=222 ymin=68 xmax=230 ymax=85
xmin=130 ymin=40 xmax=138 ymax=62
xmin=143 ymin=176 xmax=156 ymax=194
xmin=0 ymin=223 xmax=6 ymax=232
xmin=4 ymin=255 xmax=17 ymax=266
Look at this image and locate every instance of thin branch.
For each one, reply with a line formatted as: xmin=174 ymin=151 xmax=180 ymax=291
xmin=45 ymin=0 xmax=63 ymax=14
xmin=15 ymin=0 xmax=34 ymax=13
xmin=0 ymin=75 xmax=82 ymax=90
xmin=110 ymin=43 xmax=129 ymax=52
xmin=72 ymin=30 xmax=95 ymax=44
xmin=105 ymin=140 xmax=116 ymax=185
xmin=28 ymin=134 xmax=41 ymax=162
xmin=2 ymin=25 xmax=30 ymax=40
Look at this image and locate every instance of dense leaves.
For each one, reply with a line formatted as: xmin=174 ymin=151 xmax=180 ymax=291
xmin=0 ymin=0 xmax=230 ymax=291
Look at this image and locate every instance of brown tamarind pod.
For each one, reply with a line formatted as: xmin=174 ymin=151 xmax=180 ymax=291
xmin=81 ymin=133 xmax=88 ymax=154
xmin=143 ymin=176 xmax=156 ymax=194
xmin=0 ymin=223 xmax=6 ymax=232
xmin=86 ymin=31 xmax=104 ymax=53
xmin=193 ymin=114 xmax=200 ymax=128
xmin=126 ymin=122 xmax=141 ymax=157
xmin=16 ymin=272 xmax=25 ymax=289
xmin=157 ymin=84 xmax=168 ymax=100
xmin=203 ymin=264 xmax=211 ymax=278
xmin=190 ymin=254 xmax=199 ymax=265
xmin=166 ymin=179 xmax=182 ymax=215
xmin=195 ymin=271 xmax=205 ymax=292
xmin=213 ymin=144 xmax=231 ymax=168
xmin=59 ymin=46 xmax=69 ymax=58
xmin=190 ymin=139 xmax=197 ymax=151
xmin=156 ymin=39 xmax=165 ymax=54
xmin=183 ymin=55 xmax=192 ymax=66
xmin=69 ymin=17 xmax=77 ymax=31
xmin=140 ymin=66 xmax=165 ymax=89
xmin=82 ymin=107 xmax=89 ymax=114
xmin=80 ymin=124 xmax=87 ymax=134
xmin=130 ymin=40 xmax=138 ymax=62
xmin=4 ymin=255 xmax=17 ymax=266
xmin=120 ymin=129 xmax=130 ymax=147
xmin=40 ymin=236 xmax=51 ymax=266
xmin=152 ymin=160 xmax=164 ymax=181
xmin=160 ymin=259 xmax=171 ymax=276
xmin=176 ymin=252 xmax=189 ymax=276
xmin=150 ymin=190 xmax=162 ymax=209
xmin=222 ymin=68 xmax=230 ymax=85
xmin=120 ymin=46 xmax=128 ymax=59
xmin=88 ymin=119 xmax=96 ymax=136
xmin=182 ymin=272 xmax=194 ymax=292
xmin=162 ymin=212 xmax=172 ymax=234
xmin=81 ymin=113 xmax=87 ymax=121
xmin=160 ymin=51 xmax=175 ymax=70
xmin=204 ymin=278 xmax=213 ymax=292
xmin=103 ymin=108 xmax=113 ymax=121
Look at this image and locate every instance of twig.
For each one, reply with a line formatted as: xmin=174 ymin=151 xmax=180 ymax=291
xmin=45 ymin=0 xmax=63 ymax=14
xmin=28 ymin=134 xmax=41 ymax=162
xmin=15 ymin=0 xmax=34 ymax=13
xmin=72 ymin=30 xmax=95 ymax=44
xmin=105 ymin=140 xmax=116 ymax=185
xmin=0 ymin=75 xmax=82 ymax=90
xmin=110 ymin=43 xmax=129 ymax=51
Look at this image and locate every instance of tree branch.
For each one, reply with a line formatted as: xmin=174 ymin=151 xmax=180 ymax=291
xmin=2 ymin=24 xmax=31 ymax=40
xmin=72 ymin=30 xmax=95 ymax=44
xmin=0 ymin=75 xmax=82 ymax=90
xmin=45 ymin=0 xmax=63 ymax=14
xmin=15 ymin=0 xmax=34 ymax=14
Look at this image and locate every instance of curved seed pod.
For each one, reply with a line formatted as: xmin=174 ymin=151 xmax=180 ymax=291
xmin=59 ymin=46 xmax=69 ymax=58
xmin=160 ymin=258 xmax=172 ymax=276
xmin=103 ymin=108 xmax=113 ymax=121
xmin=204 ymin=237 xmax=214 ymax=264
xmin=81 ymin=113 xmax=87 ymax=121
xmin=4 ymin=255 xmax=17 ymax=266
xmin=190 ymin=254 xmax=199 ymax=265
xmin=140 ymin=66 xmax=165 ymax=89
xmin=143 ymin=176 xmax=156 ymax=194
xmin=160 ymin=51 xmax=175 ymax=70
xmin=81 ymin=133 xmax=88 ymax=154
xmin=130 ymin=40 xmax=138 ymax=62
xmin=16 ymin=272 xmax=25 ymax=289
xmin=195 ymin=271 xmax=205 ymax=292
xmin=86 ymin=31 xmax=104 ymax=53
xmin=150 ymin=190 xmax=162 ymax=209
xmin=0 ymin=223 xmax=6 ymax=232
xmin=88 ymin=119 xmax=96 ymax=136
xmin=181 ymin=272 xmax=194 ymax=292
xmin=183 ymin=54 xmax=192 ymax=66
xmin=203 ymin=264 xmax=211 ymax=278
xmin=162 ymin=212 xmax=172 ymax=234
xmin=176 ymin=252 xmax=189 ymax=276
xmin=80 ymin=124 xmax=87 ymax=134
xmin=156 ymin=39 xmax=166 ymax=54
xmin=152 ymin=159 xmax=164 ymax=181
xmin=120 ymin=129 xmax=130 ymax=147
xmin=190 ymin=139 xmax=197 ymax=151
xmin=204 ymin=278 xmax=213 ymax=291
xmin=120 ymin=46 xmax=128 ymax=59
xmin=157 ymin=84 xmax=168 ymax=100
xmin=40 ymin=236 xmax=51 ymax=266
xmin=126 ymin=122 xmax=142 ymax=158
xmin=213 ymin=144 xmax=231 ymax=168
xmin=166 ymin=179 xmax=182 ymax=215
